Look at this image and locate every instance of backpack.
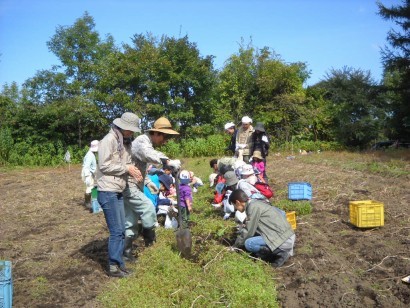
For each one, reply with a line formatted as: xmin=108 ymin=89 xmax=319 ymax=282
xmin=254 ymin=182 xmax=274 ymax=199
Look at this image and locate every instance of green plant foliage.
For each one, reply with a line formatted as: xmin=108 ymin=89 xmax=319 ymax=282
xmin=274 ymin=199 xmax=313 ymax=216
xmin=159 ymin=134 xmax=227 ymax=158
xmin=4 ymin=140 xmax=84 ymax=166
xmin=99 ymin=228 xmax=278 ymax=307
xmin=0 ymin=127 xmax=14 ymax=165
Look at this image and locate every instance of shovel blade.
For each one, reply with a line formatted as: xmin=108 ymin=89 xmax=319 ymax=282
xmin=175 ymin=228 xmax=192 ymax=258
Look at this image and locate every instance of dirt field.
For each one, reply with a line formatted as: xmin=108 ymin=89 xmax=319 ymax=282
xmin=1 ymin=152 xmax=409 ymax=307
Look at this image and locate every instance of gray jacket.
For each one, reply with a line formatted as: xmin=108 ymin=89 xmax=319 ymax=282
xmin=96 ymin=128 xmax=131 ymax=193
xmin=234 ymin=199 xmax=294 ymax=251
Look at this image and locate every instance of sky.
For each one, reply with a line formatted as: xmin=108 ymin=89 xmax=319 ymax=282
xmin=0 ymin=0 xmax=400 ymax=88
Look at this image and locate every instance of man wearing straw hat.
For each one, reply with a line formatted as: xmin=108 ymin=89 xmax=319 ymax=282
xmin=123 ymin=117 xmax=180 ymax=262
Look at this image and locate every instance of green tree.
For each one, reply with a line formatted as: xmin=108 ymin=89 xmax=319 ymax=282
xmin=217 ymin=40 xmax=258 ymax=124
xmin=378 ymin=0 xmax=410 ymax=140
xmin=96 ymin=33 xmax=217 ymax=136
xmin=319 ymin=67 xmax=382 ymax=148
xmin=22 ymin=12 xmax=116 ymax=146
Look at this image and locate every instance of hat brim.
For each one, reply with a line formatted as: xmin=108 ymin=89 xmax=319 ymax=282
xmin=159 ymin=179 xmax=171 ymax=190
xmin=113 ymin=118 xmax=141 ymax=132
xmin=148 ymin=128 xmax=179 ymax=135
xmin=225 ymin=179 xmax=239 ymax=187
xmin=241 ymin=171 xmax=254 ymax=176
xmin=90 ymin=146 xmax=98 ymax=152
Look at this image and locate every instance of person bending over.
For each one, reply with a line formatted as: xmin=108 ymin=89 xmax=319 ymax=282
xmin=229 ymin=189 xmax=295 ymax=267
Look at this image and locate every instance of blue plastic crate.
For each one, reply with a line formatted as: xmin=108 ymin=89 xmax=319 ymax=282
xmin=91 ymin=199 xmax=102 ymax=213
xmin=288 ymin=182 xmax=312 ymax=200
xmin=0 ymin=260 xmax=12 ymax=308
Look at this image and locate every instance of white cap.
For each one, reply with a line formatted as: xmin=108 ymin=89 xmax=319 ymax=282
xmin=241 ymin=164 xmax=254 ymax=175
xmin=90 ymin=140 xmax=99 ymax=152
xmin=224 ymin=122 xmax=235 ymax=130
xmin=241 ymin=116 xmax=252 ymax=124
xmin=209 ymin=173 xmax=217 ymax=187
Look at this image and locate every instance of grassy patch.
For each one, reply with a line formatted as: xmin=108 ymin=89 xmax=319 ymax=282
xmin=274 ymin=199 xmax=313 ymax=215
xmin=299 ymin=150 xmax=410 ymax=177
xmin=98 ymin=229 xmax=279 ymax=307
xmin=98 ymin=157 xmax=280 ymax=307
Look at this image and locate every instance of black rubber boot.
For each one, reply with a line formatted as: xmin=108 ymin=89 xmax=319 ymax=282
xmin=271 ymin=247 xmax=290 ymax=267
xmin=123 ymin=236 xmax=136 ymax=263
xmin=142 ymin=227 xmax=156 ymax=247
xmin=256 ymin=246 xmax=275 ymax=262
xmin=84 ymin=193 xmax=92 ymax=210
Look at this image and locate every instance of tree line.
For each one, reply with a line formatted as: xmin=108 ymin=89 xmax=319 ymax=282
xmin=0 ymin=1 xmax=409 ymax=165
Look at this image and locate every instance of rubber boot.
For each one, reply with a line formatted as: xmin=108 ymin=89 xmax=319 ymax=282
xmin=123 ymin=236 xmax=136 ymax=263
xmin=271 ymin=247 xmax=290 ymax=268
xmin=142 ymin=227 xmax=156 ymax=247
xmin=84 ymin=193 xmax=92 ymax=210
xmin=256 ymin=246 xmax=275 ymax=262
xmin=108 ymin=264 xmax=133 ymax=278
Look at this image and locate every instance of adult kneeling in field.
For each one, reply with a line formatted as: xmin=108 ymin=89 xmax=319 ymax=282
xmin=229 ymin=189 xmax=295 ymax=267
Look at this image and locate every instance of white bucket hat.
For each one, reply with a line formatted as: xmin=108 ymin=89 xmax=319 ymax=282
xmin=241 ymin=116 xmax=252 ymax=124
xmin=241 ymin=164 xmax=254 ymax=176
xmin=90 ymin=140 xmax=99 ymax=152
xmin=113 ymin=112 xmax=141 ymax=132
xmin=224 ymin=122 xmax=235 ymax=130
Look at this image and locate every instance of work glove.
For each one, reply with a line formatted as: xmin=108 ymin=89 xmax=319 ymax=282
xmin=146 ymin=181 xmax=159 ymax=194
xmin=85 ymin=175 xmax=92 ymax=186
xmin=168 ymin=159 xmax=181 ymax=171
xmin=262 ymin=136 xmax=268 ymax=143
xmin=171 ymin=200 xmax=178 ymax=205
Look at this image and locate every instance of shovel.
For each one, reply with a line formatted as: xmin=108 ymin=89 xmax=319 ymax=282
xmin=174 ymin=170 xmax=192 ymax=258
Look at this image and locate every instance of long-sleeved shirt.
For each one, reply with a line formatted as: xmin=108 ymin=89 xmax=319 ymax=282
xmin=235 ymin=126 xmax=254 ymax=156
xmin=130 ymin=133 xmax=169 ymax=190
xmin=234 ymin=199 xmax=294 ymax=251
xmin=81 ymin=150 xmax=97 ymax=181
xmin=96 ymin=128 xmax=131 ymax=193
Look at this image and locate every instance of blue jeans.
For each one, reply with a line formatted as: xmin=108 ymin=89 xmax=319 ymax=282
xmin=123 ymin=186 xmax=157 ymax=237
xmin=244 ymin=236 xmax=267 ymax=253
xmin=98 ymin=191 xmax=125 ymax=268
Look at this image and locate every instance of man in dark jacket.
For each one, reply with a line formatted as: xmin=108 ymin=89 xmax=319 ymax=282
xmin=224 ymin=122 xmax=237 ymax=155
xmin=229 ymin=189 xmax=295 ymax=267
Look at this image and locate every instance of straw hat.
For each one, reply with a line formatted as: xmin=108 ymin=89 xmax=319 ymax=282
xmin=252 ymin=150 xmax=263 ymax=160
xmin=113 ymin=112 xmax=141 ymax=132
xmin=148 ymin=117 xmax=179 ymax=135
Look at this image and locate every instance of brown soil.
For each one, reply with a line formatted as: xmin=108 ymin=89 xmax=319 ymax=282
xmin=270 ymin=154 xmax=410 ymax=308
xmin=1 ymin=153 xmax=409 ymax=307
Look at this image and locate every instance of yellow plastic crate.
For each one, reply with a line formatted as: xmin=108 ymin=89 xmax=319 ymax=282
xmin=286 ymin=211 xmax=297 ymax=230
xmin=349 ymin=200 xmax=384 ymax=228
